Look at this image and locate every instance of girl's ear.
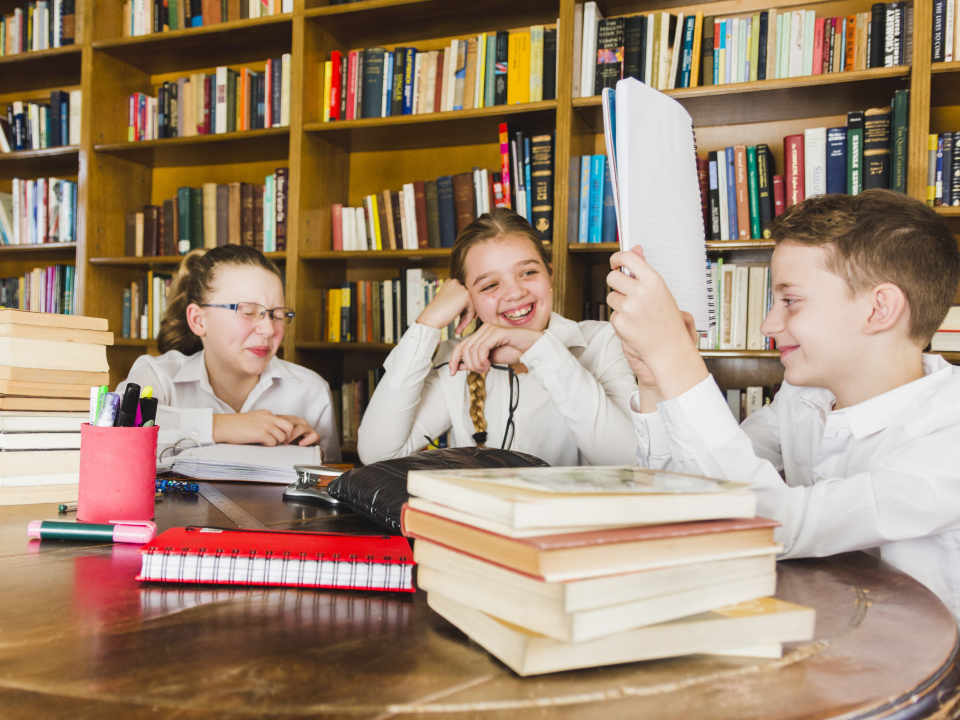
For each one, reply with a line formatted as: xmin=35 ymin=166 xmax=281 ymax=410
xmin=185 ymin=303 xmax=207 ymax=337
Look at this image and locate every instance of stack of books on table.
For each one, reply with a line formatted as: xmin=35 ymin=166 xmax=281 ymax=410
xmin=0 ymin=310 xmax=111 ymax=506
xmin=402 ymin=465 xmax=816 ymax=676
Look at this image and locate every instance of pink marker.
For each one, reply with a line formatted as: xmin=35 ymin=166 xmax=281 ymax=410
xmin=27 ymin=520 xmax=157 ymax=544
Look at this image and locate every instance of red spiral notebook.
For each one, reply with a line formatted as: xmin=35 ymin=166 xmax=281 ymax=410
xmin=136 ymin=527 xmax=415 ymax=592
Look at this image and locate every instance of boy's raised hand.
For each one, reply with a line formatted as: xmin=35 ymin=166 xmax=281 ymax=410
xmin=417 ymin=278 xmax=477 ymax=335
xmin=606 ymin=246 xmax=708 ymax=401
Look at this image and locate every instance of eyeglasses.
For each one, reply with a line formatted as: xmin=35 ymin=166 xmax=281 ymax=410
xmin=200 ymin=303 xmax=296 ymax=325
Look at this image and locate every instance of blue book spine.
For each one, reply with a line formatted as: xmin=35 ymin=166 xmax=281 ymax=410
xmin=826 ymin=127 xmax=847 ymax=195
xmin=402 ymin=49 xmax=416 ymax=115
xmin=588 ymin=155 xmax=605 ymax=243
xmin=600 ymin=161 xmax=617 ymax=244
xmin=524 ymin=137 xmax=532 ymax=222
xmin=192 ymin=15 xmax=202 ymax=27
xmin=61 ymin=100 xmax=68 ymax=144
xmin=578 ymin=156 xmax=591 ymax=242
xmin=725 ymin=147 xmax=738 ymax=239
xmin=383 ymin=52 xmax=394 ymax=116
xmin=680 ymin=16 xmax=695 ymax=88
xmin=936 ymin=135 xmax=945 ymax=204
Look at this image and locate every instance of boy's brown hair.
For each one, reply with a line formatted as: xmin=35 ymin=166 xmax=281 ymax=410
xmin=767 ymin=189 xmax=960 ymax=344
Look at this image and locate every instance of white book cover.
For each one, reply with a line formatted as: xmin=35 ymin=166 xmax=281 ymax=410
xmin=747 ymin=266 xmax=766 ymax=350
xmin=657 ymin=12 xmax=672 ymax=89
xmin=745 ymin=387 xmax=763 ymax=417
xmin=445 ymin=41 xmax=459 ymax=111
xmin=804 ymin=127 xmax=827 ymax=198
xmin=69 ymin=90 xmax=81 ymax=145
xmin=411 ymin=52 xmax=423 ymax=115
xmin=604 ymin=78 xmax=712 ymax=331
xmin=424 ymin=50 xmax=439 ymax=114
xmin=732 ymin=265 xmax=748 ymax=350
xmin=0 ymin=192 xmax=12 ymax=245
xmin=580 ymin=2 xmax=601 ymax=97
xmin=572 ymin=3 xmax=583 ymax=97
xmin=215 ymin=66 xmax=228 ymax=134
xmin=403 ymin=183 xmax=418 ymax=249
xmin=345 ymin=207 xmax=358 ymax=251
xmin=802 ymin=10 xmax=816 ymax=76
xmin=383 ymin=280 xmax=394 ymax=343
xmin=381 ymin=51 xmax=393 ymax=117
xmin=355 ymin=204 xmax=368 ymax=250
xmin=480 ymin=168 xmax=490 ymax=214
xmin=281 ymin=53 xmax=291 ymax=126
xmin=53 ymin=0 xmax=61 ymax=47
xmin=716 ymin=150 xmax=729 ymax=241
xmin=778 ymin=13 xmax=789 ymax=79
xmin=729 ymin=18 xmax=739 ymax=85
xmin=766 ymin=9 xmax=777 ymax=80
xmin=282 ymin=0 xmax=292 ymax=11
xmin=667 ymin=12 xmax=684 ymax=89
xmin=788 ymin=10 xmax=804 ymax=78
xmin=644 ymin=14 xmax=655 ymax=86
xmin=473 ymin=168 xmax=483 ymax=217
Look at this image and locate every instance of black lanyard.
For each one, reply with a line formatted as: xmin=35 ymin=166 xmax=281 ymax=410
xmin=430 ymin=363 xmax=519 ymax=450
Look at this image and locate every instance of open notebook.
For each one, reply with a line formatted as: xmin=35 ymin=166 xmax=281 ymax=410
xmin=165 ymin=443 xmax=321 ymax=484
xmin=602 ymin=79 xmax=715 ymax=332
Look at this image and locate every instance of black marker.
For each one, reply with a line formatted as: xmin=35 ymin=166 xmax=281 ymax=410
xmin=116 ymin=383 xmax=141 ymax=427
xmin=139 ymin=397 xmax=158 ymax=427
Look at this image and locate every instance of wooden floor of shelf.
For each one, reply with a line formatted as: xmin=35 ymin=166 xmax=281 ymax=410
xmin=0 ymin=146 xmax=79 ymax=179
xmin=0 ymin=45 xmax=82 ymax=94
xmin=93 ymin=128 xmax=290 ymax=168
xmin=297 ymin=341 xmax=396 ymax=352
xmin=91 ymin=251 xmax=286 ymax=267
xmin=0 ymin=242 xmax=76 ymax=255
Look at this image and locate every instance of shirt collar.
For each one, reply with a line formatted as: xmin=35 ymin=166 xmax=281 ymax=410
xmin=837 ymin=354 xmax=953 ymax=439
xmin=172 ymin=350 xmax=293 ymax=393
xmin=545 ymin=312 xmax=588 ymax=350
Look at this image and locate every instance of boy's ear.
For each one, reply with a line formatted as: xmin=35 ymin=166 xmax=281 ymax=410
xmin=863 ymin=283 xmax=909 ymax=337
xmin=185 ymin=303 xmax=207 ymax=337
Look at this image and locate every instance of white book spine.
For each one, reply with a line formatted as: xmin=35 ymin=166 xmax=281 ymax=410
xmin=733 ymin=265 xmax=749 ymax=350
xmin=667 ymin=12 xmax=684 ymax=90
xmin=215 ymin=66 xmax=227 ymax=134
xmin=788 ymin=10 xmax=804 ymax=78
xmin=572 ymin=3 xmax=583 ymax=98
xmin=802 ymin=10 xmax=815 ymax=76
xmin=658 ymin=12 xmax=671 ymax=89
xmin=425 ymin=51 xmax=438 ymax=114
xmin=473 ymin=168 xmax=483 ymax=217
xmin=529 ymin=26 xmax=544 ymax=102
xmin=446 ymin=41 xmax=459 ymax=111
xmin=281 ymin=54 xmax=291 ymax=127
xmin=403 ymin=184 xmax=418 ymax=249
xmin=356 ymin=204 xmax=368 ymax=250
xmin=383 ymin=280 xmax=393 ymax=343
xmin=381 ymin=51 xmax=393 ymax=118
xmin=745 ymin=387 xmax=763 ymax=417
xmin=746 ymin=266 xmax=766 ymax=350
xmin=719 ymin=264 xmax=735 ymax=349
xmin=643 ymin=15 xmax=655 ymax=86
xmin=716 ymin=151 xmax=729 ymax=241
xmin=411 ymin=52 xmax=423 ymax=115
xmin=766 ymin=9 xmax=777 ymax=80
xmin=580 ymin=2 xmax=600 ymax=97
xmin=729 ymin=18 xmax=739 ymax=86
xmin=804 ymin=127 xmax=827 ymax=198
xmin=481 ymin=168 xmax=490 ymax=214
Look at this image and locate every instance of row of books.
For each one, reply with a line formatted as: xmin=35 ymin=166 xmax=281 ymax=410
xmin=122 ymin=0 xmax=292 ymax=36
xmin=124 ymin=171 xmax=289 ymax=257
xmin=933 ymin=1 xmax=960 ymax=62
xmin=322 ymin=27 xmax=558 ymax=122
xmin=576 ymin=2 xmax=909 ymax=97
xmin=931 ymin=306 xmax=960 ymax=352
xmin=725 ymin=384 xmax=779 ymax=423
xmin=406 ymin=467 xmax=814 ymax=675
xmin=0 ymin=178 xmax=78 ymax=246
xmin=1 ymin=91 xmax=81 ymax=152
xmin=703 ymin=262 xmax=774 ymax=352
xmin=0 ymin=265 xmax=76 ymax=315
xmin=121 ymin=272 xmax=171 ymax=340
xmin=928 ymin=133 xmax=960 ymax=207
xmin=0 ymin=1 xmax=75 ymax=55
xmin=335 ymin=374 xmax=383 ymax=446
xmin=128 ymin=59 xmax=291 ymax=141
xmin=322 ymin=270 xmax=461 ymax=345
xmin=571 ymin=155 xmax=615 ymax=244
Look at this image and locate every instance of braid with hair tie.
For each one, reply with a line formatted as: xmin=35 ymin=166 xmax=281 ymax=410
xmin=467 ymin=371 xmax=488 ymax=447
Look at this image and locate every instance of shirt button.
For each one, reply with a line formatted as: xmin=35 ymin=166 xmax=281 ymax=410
xmin=664 ymin=423 xmax=675 ymax=436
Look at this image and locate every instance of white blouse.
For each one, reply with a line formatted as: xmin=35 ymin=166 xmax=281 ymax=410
xmin=357 ymin=313 xmax=638 ymax=467
xmin=118 ymin=350 xmax=341 ymax=462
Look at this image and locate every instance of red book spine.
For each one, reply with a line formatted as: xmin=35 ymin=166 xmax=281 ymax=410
xmin=331 ymin=203 xmax=343 ymax=251
xmin=204 ymin=76 xmax=212 ymax=134
xmin=264 ymin=59 xmax=273 ymax=129
xmin=783 ymin=135 xmax=805 ymax=208
xmin=734 ymin=145 xmax=749 ymax=239
xmin=434 ymin=50 xmax=445 ymax=114
xmin=413 ymin=180 xmax=429 ymax=249
xmin=498 ymin=122 xmax=512 ymax=209
xmin=346 ymin=51 xmax=357 ymax=120
xmin=772 ymin=175 xmax=786 ymax=217
xmin=812 ymin=18 xmax=824 ymax=75
xmin=329 ymin=51 xmax=342 ymax=121
xmin=823 ymin=18 xmax=833 ymax=73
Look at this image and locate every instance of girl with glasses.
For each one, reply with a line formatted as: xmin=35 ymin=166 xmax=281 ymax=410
xmin=117 ymin=245 xmax=340 ymax=461
xmin=358 ymin=209 xmax=636 ymax=466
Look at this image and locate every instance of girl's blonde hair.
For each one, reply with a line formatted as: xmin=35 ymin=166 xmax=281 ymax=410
xmin=157 ymin=245 xmax=283 ymax=355
xmin=449 ymin=209 xmax=551 ymax=447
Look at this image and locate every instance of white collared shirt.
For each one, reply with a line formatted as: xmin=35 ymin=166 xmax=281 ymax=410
xmin=357 ymin=313 xmax=638 ymax=467
xmin=631 ymin=354 xmax=960 ymax=618
xmin=118 ymin=350 xmax=341 ymax=462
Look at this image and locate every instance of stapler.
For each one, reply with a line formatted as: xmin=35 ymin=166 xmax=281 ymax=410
xmin=283 ymin=465 xmax=346 ymax=505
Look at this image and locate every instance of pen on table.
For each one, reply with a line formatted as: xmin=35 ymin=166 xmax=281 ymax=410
xmin=58 ymin=502 xmax=78 ymax=514
xmin=115 ymin=383 xmax=140 ymax=427
xmin=27 ymin=520 xmax=157 ymax=544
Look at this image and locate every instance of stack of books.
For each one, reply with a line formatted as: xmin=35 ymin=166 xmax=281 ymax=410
xmin=128 ymin=58 xmax=292 ymax=142
xmin=0 ymin=310 xmax=111 ymax=506
xmin=1 ymin=91 xmax=81 ymax=152
xmin=0 ymin=1 xmax=76 ymax=55
xmin=931 ymin=306 xmax=960 ymax=352
xmin=122 ymin=0 xmax=293 ymax=36
xmin=1 ymin=177 xmax=78 ymax=246
xmin=403 ymin=466 xmax=815 ymax=676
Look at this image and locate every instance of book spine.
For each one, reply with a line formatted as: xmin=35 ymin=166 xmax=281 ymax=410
xmin=530 ymin=134 xmax=554 ymax=241
xmin=863 ymin=106 xmax=892 ymax=190
xmin=361 ymin=48 xmax=386 ymax=119
xmin=944 ymin=133 xmax=954 ymax=207
xmin=804 ymin=127 xmax=827 ymax=198
xmin=701 ymin=15 xmax=714 ymax=86
xmin=784 ymin=134 xmax=805 ymax=207
xmin=826 ymin=127 xmax=847 ymax=195
xmin=734 ymin=145 xmax=749 ymax=239
xmin=892 ymin=88 xmax=909 ymax=193
xmin=587 ymin=155 xmax=605 ymax=243
xmin=847 ymin=111 xmax=865 ymax=194
xmin=725 ymin=148 xmax=737 ymax=240
xmin=746 ymin=146 xmax=760 ymax=239
xmin=756 ymin=145 xmax=774 ymax=236
xmin=707 ymin=152 xmax=721 ymax=240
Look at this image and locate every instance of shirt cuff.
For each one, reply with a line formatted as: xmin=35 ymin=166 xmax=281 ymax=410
xmin=384 ymin=322 xmax=441 ymax=388
xmin=180 ymin=407 xmax=215 ymax=446
xmin=629 ymin=391 xmax=671 ymax=461
xmin=521 ymin=329 xmax=574 ymax=385
xmin=657 ymin=375 xmax=742 ymax=454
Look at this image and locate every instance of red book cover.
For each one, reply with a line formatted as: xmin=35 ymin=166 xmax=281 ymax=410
xmin=413 ymin=180 xmax=429 ymax=249
xmin=734 ymin=145 xmax=750 ymax=239
xmin=264 ymin=59 xmax=273 ymax=129
xmin=346 ymin=51 xmax=358 ymax=120
xmin=696 ymin=156 xmax=709 ymax=230
xmin=812 ymin=18 xmax=824 ymax=75
xmin=203 ymin=76 xmax=212 ymax=134
xmin=331 ymin=204 xmax=343 ymax=251
xmin=783 ymin=135 xmax=805 ymax=208
xmin=329 ymin=51 xmax=342 ymax=121
xmin=137 ymin=527 xmax=415 ymax=591
xmin=773 ymin=175 xmax=786 ymax=217
xmin=434 ymin=50 xmax=445 ymax=115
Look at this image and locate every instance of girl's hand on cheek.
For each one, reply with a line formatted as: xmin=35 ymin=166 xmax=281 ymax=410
xmin=212 ymin=410 xmax=295 ymax=446
xmin=448 ymin=325 xmax=544 ymax=374
xmin=417 ymin=279 xmax=476 ymax=333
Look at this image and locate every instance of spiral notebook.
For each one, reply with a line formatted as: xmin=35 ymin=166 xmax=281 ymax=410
xmin=137 ymin=527 xmax=415 ymax=592
xmin=602 ymin=79 xmax=715 ymax=333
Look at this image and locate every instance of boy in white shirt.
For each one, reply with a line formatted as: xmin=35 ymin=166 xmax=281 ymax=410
xmin=606 ymin=189 xmax=960 ymax=618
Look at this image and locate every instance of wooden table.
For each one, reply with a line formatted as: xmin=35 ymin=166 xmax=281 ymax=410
xmin=0 ymin=482 xmax=958 ymax=720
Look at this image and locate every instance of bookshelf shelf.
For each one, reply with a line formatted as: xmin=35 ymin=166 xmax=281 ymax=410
xmin=931 ymin=62 xmax=960 ymax=105
xmin=0 ymin=146 xmax=80 ymax=180
xmin=938 ymin=352 xmax=960 ymax=364
xmin=573 ymin=66 xmax=912 ymax=130
xmin=93 ymin=128 xmax=290 ymax=168
xmin=91 ymin=15 xmax=293 ymax=75
xmin=0 ymin=46 xmax=82 ymax=94
xmin=90 ymin=252 xmax=287 ymax=267
xmin=304 ymin=101 xmax=557 ymax=152
xmin=0 ymin=242 xmax=77 ymax=256
xmin=935 ymin=207 xmax=960 ymax=217
xmin=301 ymin=248 xmax=452 ymax=267
xmin=298 ymin=341 xmax=396 ymax=352
xmin=567 ymin=239 xmax=776 ymax=253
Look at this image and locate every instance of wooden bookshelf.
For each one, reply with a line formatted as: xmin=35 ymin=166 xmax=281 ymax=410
xmin=6 ymin=0 xmax=937 ymax=398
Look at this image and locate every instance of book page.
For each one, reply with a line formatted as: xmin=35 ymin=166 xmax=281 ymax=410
xmin=608 ymin=78 xmax=714 ymax=331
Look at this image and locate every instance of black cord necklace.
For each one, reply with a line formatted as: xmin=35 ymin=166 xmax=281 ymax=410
xmin=429 ymin=362 xmax=519 ymax=450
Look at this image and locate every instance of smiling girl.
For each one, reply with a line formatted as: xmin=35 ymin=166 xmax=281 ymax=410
xmin=357 ymin=209 xmax=636 ymax=466
xmin=118 ymin=246 xmax=340 ymax=461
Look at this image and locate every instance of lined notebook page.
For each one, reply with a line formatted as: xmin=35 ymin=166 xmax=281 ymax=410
xmin=610 ymin=78 xmax=714 ymax=332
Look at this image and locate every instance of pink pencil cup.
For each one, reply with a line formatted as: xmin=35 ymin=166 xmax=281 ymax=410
xmin=77 ymin=424 xmax=159 ymax=523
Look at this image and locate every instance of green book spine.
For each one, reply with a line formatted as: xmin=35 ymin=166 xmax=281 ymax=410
xmin=169 ymin=0 xmax=178 ymax=30
xmin=892 ymin=89 xmax=909 ymax=194
xmin=226 ymin=69 xmax=237 ymax=133
xmin=746 ymin=146 xmax=761 ymax=239
xmin=190 ymin=187 xmax=203 ymax=250
xmin=176 ymin=187 xmax=191 ymax=254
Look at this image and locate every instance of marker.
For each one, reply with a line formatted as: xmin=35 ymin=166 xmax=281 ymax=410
xmin=141 ymin=386 xmax=153 ymax=399
xmin=95 ymin=393 xmax=120 ymax=427
xmin=139 ymin=397 xmax=158 ymax=427
xmin=27 ymin=520 xmax=157 ymax=544
xmin=116 ymin=383 xmax=141 ymax=427
xmin=89 ymin=387 xmax=100 ymax=424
